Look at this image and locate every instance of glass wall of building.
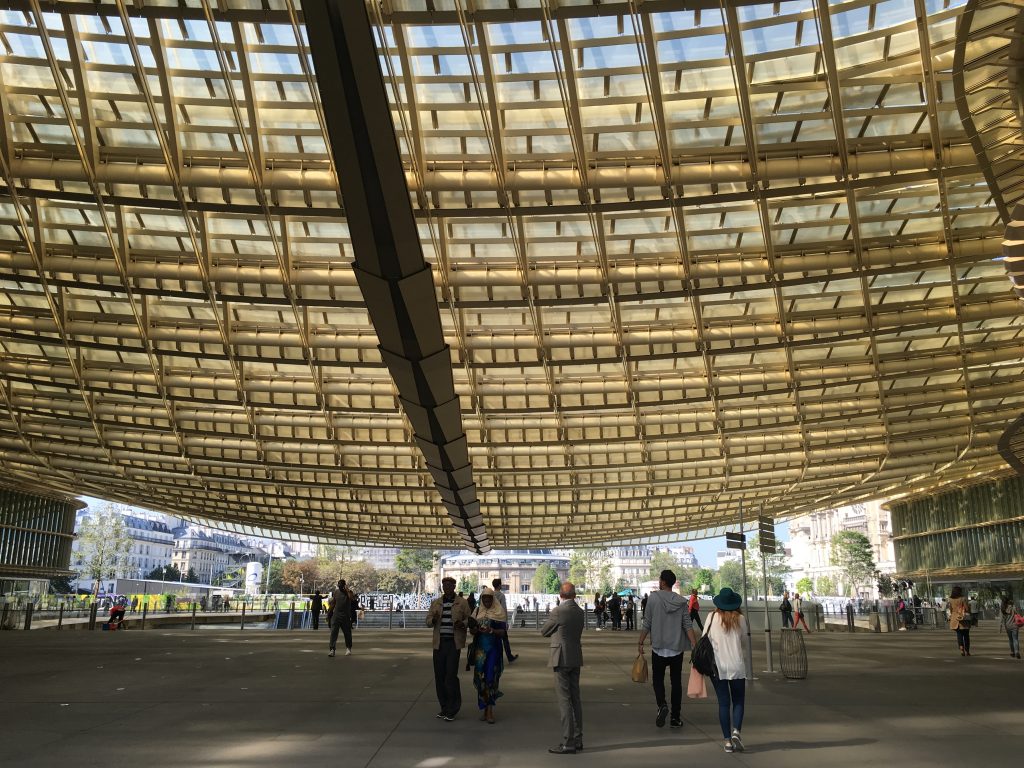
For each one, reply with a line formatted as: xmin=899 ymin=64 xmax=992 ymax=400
xmin=891 ymin=475 xmax=1024 ymax=586
xmin=0 ymin=486 xmax=81 ymax=593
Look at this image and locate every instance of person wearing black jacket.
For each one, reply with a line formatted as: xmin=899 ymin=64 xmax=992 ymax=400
xmin=779 ymin=592 xmax=793 ymax=628
xmin=310 ymin=591 xmax=324 ymax=630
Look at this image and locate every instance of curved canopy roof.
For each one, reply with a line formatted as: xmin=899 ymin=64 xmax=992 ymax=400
xmin=0 ymin=0 xmax=1021 ymax=550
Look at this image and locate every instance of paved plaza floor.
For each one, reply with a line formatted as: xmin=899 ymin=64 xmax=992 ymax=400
xmin=1 ymin=623 xmax=1020 ymax=767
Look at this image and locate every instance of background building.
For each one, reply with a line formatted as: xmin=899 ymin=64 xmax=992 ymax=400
xmin=787 ymin=500 xmax=895 ymax=596
xmin=0 ymin=486 xmax=82 ymax=598
xmin=890 ymin=474 xmax=1024 ymax=596
xmin=439 ymin=550 xmax=569 ymax=594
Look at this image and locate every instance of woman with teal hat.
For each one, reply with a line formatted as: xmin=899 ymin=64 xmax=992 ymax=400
xmin=702 ymin=587 xmax=751 ymax=753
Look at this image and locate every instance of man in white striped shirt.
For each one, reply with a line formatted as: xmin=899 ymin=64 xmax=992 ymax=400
xmin=427 ymin=577 xmax=471 ymax=721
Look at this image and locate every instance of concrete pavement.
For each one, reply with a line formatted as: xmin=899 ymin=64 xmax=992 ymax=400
xmin=0 ymin=623 xmax=1019 ymax=767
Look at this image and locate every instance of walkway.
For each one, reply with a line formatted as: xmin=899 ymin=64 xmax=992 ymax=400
xmin=0 ymin=624 xmax=1019 ymax=767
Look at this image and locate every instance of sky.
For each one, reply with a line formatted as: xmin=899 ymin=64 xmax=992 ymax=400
xmin=679 ymin=521 xmax=790 ymax=569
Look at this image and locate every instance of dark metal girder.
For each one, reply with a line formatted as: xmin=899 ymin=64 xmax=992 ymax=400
xmin=302 ymin=0 xmax=490 ymax=553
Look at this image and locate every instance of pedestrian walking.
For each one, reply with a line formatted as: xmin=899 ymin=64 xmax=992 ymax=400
xmin=593 ymin=593 xmax=604 ymax=630
xmin=702 ymin=587 xmax=751 ymax=754
xmin=492 ymin=578 xmax=518 ymax=662
xmin=1001 ymin=596 xmax=1021 ymax=659
xmin=427 ymin=577 xmax=471 ymax=721
xmin=792 ymin=592 xmax=811 ymax=632
xmin=467 ymin=592 xmax=477 ymax=613
xmin=328 ymin=579 xmax=355 ymax=657
xmin=609 ymin=592 xmax=623 ymax=631
xmin=625 ymin=596 xmax=636 ymax=631
xmin=541 ymin=582 xmax=584 ymax=754
xmin=310 ymin=591 xmax=324 ymax=630
xmin=779 ymin=591 xmax=793 ymax=628
xmin=641 ymin=593 xmax=648 ymax=618
xmin=948 ymin=585 xmax=972 ymax=656
xmin=470 ymin=587 xmax=508 ymax=724
xmin=688 ymin=589 xmax=704 ymax=631
xmin=637 ymin=570 xmax=698 ymax=729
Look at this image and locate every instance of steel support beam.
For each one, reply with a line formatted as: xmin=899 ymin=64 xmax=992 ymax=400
xmin=302 ymin=0 xmax=489 ymax=552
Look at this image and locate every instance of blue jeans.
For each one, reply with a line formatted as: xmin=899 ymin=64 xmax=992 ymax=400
xmin=1007 ymin=629 xmax=1020 ymax=656
xmin=710 ymin=677 xmax=745 ymax=739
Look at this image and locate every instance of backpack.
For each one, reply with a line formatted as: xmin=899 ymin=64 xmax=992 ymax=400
xmin=691 ymin=614 xmax=718 ymax=677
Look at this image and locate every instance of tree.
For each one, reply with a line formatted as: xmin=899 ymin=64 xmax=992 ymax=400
xmin=340 ymin=560 xmax=378 ymax=595
xmin=715 ymin=560 xmax=745 ymax=593
xmin=648 ymin=549 xmax=681 ymax=580
xmin=691 ymin=568 xmax=715 ymax=593
xmin=49 ymin=576 xmax=73 ymax=594
xmin=282 ymin=559 xmax=320 ymax=593
xmin=748 ymin=535 xmax=792 ymax=596
xmin=876 ymin=572 xmax=894 ymax=598
xmin=394 ymin=548 xmax=436 ymax=592
xmin=815 ymin=575 xmax=837 ymax=596
xmin=569 ymin=548 xmax=612 ymax=592
xmin=376 ymin=569 xmax=415 ymax=594
xmin=830 ymin=531 xmax=876 ymax=596
xmin=795 ymin=577 xmax=814 ymax=595
xmin=75 ymin=506 xmax=133 ymax=594
xmin=265 ymin=559 xmax=287 ymax=593
xmin=457 ymin=574 xmax=479 ymax=595
xmin=531 ymin=563 xmax=561 ymax=594
xmin=184 ymin=567 xmax=200 ymax=584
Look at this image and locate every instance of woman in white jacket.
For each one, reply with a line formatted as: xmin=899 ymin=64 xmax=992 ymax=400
xmin=703 ymin=587 xmax=751 ymax=753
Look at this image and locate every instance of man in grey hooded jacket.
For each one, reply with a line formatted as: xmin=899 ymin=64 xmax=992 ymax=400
xmin=637 ymin=570 xmax=698 ymax=728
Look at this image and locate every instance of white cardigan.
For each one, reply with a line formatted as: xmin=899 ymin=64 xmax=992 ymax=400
xmin=703 ymin=613 xmax=750 ymax=680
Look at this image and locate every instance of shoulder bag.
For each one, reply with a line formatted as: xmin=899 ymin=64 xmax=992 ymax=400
xmin=631 ymin=652 xmax=649 ymax=684
xmin=691 ymin=613 xmax=718 ymax=677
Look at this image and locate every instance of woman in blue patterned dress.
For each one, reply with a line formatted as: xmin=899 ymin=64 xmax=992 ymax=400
xmin=470 ymin=586 xmax=507 ymax=723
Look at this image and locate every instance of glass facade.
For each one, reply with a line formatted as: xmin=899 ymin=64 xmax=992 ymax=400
xmin=0 ymin=487 xmax=81 ymax=581
xmin=891 ymin=475 xmax=1024 ymax=580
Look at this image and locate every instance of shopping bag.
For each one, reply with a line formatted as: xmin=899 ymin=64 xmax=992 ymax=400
xmin=686 ymin=664 xmax=707 ymax=699
xmin=631 ymin=652 xmax=648 ymax=684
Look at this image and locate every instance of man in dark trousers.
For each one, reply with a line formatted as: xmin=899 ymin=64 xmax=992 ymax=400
xmin=328 ymin=579 xmax=354 ymax=657
xmin=426 ymin=577 xmax=471 ymax=721
xmin=542 ymin=582 xmax=585 ymax=754
xmin=637 ymin=570 xmax=698 ymax=729
xmin=310 ymin=591 xmax=324 ymax=630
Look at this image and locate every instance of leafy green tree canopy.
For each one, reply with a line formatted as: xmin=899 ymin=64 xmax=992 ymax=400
xmin=715 ymin=559 xmax=745 ymax=594
xmin=394 ymin=549 xmax=437 ymax=591
xmin=795 ymin=577 xmax=814 ymax=595
xmin=76 ymin=506 xmax=133 ymax=594
xmin=531 ymin=563 xmax=562 ymax=594
xmin=648 ymin=549 xmax=681 ymax=580
xmin=830 ymin=531 xmax=876 ymax=596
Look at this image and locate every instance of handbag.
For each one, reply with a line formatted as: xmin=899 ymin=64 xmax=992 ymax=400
xmin=686 ymin=663 xmax=707 ymax=699
xmin=691 ymin=614 xmax=718 ymax=677
xmin=631 ymin=652 xmax=649 ymax=684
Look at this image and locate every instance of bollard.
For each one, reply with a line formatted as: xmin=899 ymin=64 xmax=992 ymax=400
xmin=57 ymin=604 xmax=64 ymax=631
xmin=24 ymin=603 xmax=33 ymax=630
xmin=88 ymin=602 xmax=98 ymax=630
xmin=846 ymin=604 xmax=855 ymax=632
xmin=288 ymin=601 xmax=295 ymax=630
xmin=240 ymin=603 xmax=246 ymax=631
xmin=141 ymin=604 xmax=147 ymax=631
xmin=191 ymin=602 xmax=197 ymax=630
xmin=389 ymin=607 xmax=393 ymax=629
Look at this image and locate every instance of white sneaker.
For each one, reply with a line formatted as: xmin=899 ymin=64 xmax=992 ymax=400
xmin=731 ymin=729 xmax=744 ymax=752
xmin=345 ymin=648 xmax=352 ymax=656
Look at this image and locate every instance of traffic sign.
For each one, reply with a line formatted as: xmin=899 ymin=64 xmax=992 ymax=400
xmin=725 ymin=531 xmax=746 ymax=550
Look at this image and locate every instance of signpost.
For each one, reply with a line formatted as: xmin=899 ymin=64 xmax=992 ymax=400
xmin=758 ymin=509 xmax=776 ymax=672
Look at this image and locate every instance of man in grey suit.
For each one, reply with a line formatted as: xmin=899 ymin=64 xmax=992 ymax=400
xmin=541 ymin=581 xmax=584 ymax=755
